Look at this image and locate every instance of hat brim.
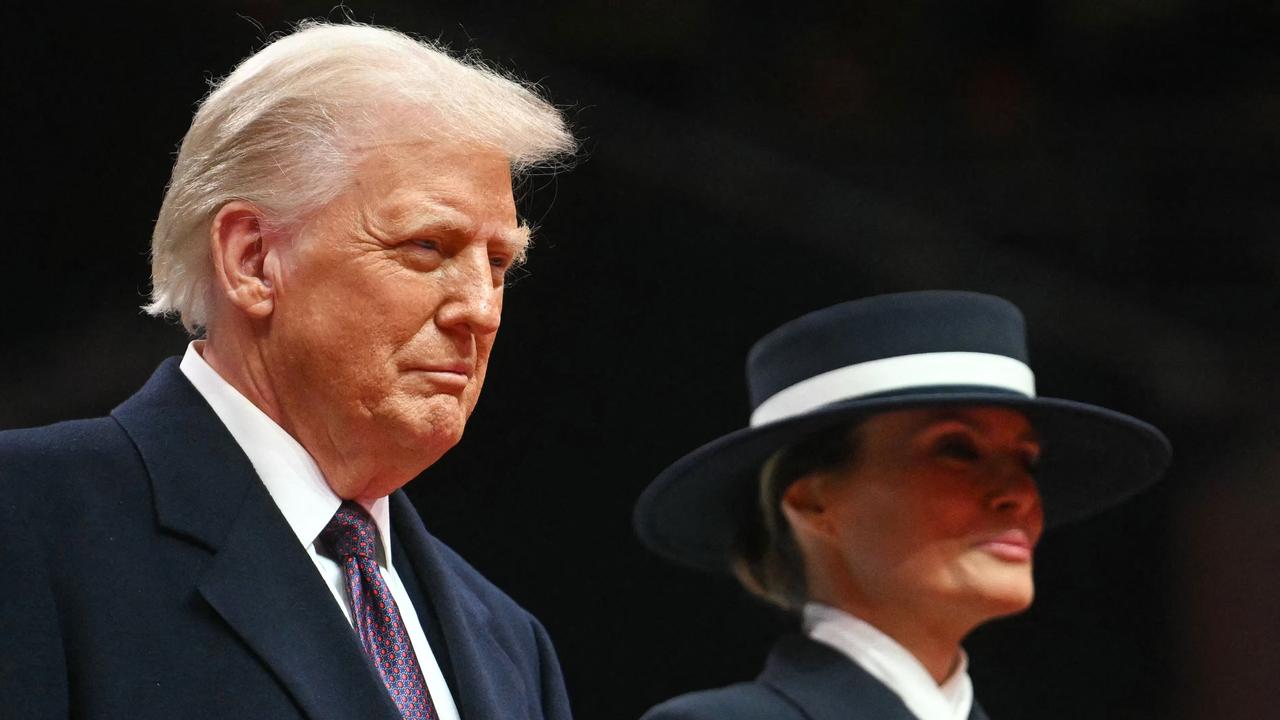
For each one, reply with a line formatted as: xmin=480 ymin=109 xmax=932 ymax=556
xmin=633 ymin=392 xmax=1171 ymax=574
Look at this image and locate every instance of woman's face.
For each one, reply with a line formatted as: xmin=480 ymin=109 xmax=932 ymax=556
xmin=801 ymin=406 xmax=1045 ymax=625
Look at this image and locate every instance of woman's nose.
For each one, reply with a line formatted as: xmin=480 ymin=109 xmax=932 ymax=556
xmin=989 ymin=459 xmax=1042 ymax=517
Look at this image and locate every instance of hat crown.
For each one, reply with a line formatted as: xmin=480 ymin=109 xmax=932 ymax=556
xmin=746 ymin=291 xmax=1029 ymax=411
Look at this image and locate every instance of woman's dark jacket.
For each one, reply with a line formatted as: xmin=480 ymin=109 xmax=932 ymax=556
xmin=640 ymin=634 xmax=990 ymax=720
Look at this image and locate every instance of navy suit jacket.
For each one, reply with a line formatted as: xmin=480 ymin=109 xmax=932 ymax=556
xmin=0 ymin=359 xmax=572 ymax=720
xmin=641 ymin=635 xmax=990 ymax=720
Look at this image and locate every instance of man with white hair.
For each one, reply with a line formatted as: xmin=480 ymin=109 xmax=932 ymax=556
xmin=0 ymin=22 xmax=576 ymax=720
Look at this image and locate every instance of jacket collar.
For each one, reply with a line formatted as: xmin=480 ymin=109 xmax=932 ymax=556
xmin=759 ymin=635 xmax=990 ymax=720
xmin=111 ymin=359 xmax=401 ymax=720
xmin=112 ymin=357 xmax=256 ymax=550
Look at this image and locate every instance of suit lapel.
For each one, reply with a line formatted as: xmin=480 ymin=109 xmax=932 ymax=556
xmin=390 ymin=492 xmax=529 ymax=720
xmin=759 ymin=635 xmax=918 ymax=720
xmin=112 ymin=359 xmax=400 ymax=720
xmin=196 ymin=485 xmax=401 ymax=720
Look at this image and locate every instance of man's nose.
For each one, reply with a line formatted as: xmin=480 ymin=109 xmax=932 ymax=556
xmin=435 ymin=248 xmax=502 ymax=336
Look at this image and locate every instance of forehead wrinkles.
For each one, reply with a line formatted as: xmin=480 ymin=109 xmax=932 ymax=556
xmin=380 ymin=191 xmax=466 ymax=231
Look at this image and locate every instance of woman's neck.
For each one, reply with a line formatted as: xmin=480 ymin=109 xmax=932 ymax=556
xmin=813 ymin=590 xmax=972 ymax=684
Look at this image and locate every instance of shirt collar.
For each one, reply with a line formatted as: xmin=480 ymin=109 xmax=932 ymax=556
xmin=802 ymin=602 xmax=973 ymax=720
xmin=179 ymin=342 xmax=394 ymax=567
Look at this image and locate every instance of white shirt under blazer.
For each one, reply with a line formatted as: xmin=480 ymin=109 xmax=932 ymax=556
xmin=804 ymin=602 xmax=974 ymax=720
xmin=180 ymin=342 xmax=461 ymax=720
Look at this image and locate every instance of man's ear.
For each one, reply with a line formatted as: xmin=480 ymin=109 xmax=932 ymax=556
xmin=209 ymin=201 xmax=276 ymax=320
xmin=780 ymin=473 xmax=839 ymax=542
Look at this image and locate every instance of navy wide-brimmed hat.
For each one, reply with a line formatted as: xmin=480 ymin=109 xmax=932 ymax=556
xmin=634 ymin=290 xmax=1171 ymax=573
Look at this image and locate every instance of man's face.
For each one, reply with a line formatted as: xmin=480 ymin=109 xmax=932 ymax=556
xmin=263 ymin=141 xmax=525 ymax=496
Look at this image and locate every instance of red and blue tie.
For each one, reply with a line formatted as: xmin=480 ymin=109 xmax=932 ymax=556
xmin=321 ymin=502 xmax=436 ymax=719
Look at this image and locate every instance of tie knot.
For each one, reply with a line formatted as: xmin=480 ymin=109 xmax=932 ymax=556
xmin=319 ymin=501 xmax=380 ymax=561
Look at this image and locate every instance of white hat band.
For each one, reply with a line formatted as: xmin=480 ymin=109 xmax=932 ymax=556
xmin=749 ymin=351 xmax=1037 ymax=427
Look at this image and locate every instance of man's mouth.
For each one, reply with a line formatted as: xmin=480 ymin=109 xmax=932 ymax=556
xmin=406 ymin=363 xmax=472 ymax=390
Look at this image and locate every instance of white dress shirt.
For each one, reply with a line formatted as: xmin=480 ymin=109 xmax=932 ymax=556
xmin=803 ymin=602 xmax=973 ymax=720
xmin=180 ymin=342 xmax=461 ymax=720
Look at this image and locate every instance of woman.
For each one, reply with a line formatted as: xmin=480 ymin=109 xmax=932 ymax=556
xmin=633 ymin=291 xmax=1170 ymax=720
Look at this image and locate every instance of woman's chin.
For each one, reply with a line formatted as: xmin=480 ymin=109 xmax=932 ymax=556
xmin=974 ymin=576 xmax=1035 ymax=619
xmin=947 ymin=565 xmax=1036 ymax=621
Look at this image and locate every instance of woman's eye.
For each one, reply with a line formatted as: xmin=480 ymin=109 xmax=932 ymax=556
xmin=935 ymin=435 xmax=981 ymax=462
xmin=1021 ymin=450 xmax=1041 ymax=474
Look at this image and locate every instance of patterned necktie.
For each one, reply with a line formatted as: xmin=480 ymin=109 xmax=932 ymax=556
xmin=320 ymin=501 xmax=436 ymax=719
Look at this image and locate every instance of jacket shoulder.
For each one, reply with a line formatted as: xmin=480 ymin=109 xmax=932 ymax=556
xmin=0 ymin=417 xmax=139 ymax=500
xmin=0 ymin=416 xmax=151 ymax=583
xmin=641 ymin=682 xmax=801 ymax=720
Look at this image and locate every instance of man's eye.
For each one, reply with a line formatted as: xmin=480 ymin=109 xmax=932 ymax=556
xmin=935 ymin=435 xmax=981 ymax=462
xmin=412 ymin=239 xmax=440 ymax=252
xmin=490 ymin=256 xmax=510 ymax=269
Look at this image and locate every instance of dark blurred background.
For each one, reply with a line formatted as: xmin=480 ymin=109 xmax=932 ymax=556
xmin=4 ymin=1 xmax=1279 ymax=718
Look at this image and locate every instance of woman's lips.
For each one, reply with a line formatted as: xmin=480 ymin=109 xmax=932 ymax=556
xmin=976 ymin=529 xmax=1034 ymax=562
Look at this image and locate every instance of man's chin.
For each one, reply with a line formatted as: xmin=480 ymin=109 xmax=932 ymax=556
xmin=356 ymin=398 xmax=469 ymax=476
xmin=390 ymin=409 xmax=467 ymax=455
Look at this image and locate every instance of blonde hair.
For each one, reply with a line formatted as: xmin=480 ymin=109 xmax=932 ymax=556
xmin=146 ymin=21 xmax=576 ymax=332
xmin=731 ymin=422 xmax=863 ymax=611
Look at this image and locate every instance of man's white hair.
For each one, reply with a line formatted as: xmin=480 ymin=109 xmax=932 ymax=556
xmin=146 ymin=21 xmax=576 ymax=333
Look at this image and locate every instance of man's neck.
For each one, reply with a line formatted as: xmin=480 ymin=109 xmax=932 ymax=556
xmin=198 ymin=338 xmax=289 ymax=435
xmin=197 ymin=337 xmax=404 ymax=500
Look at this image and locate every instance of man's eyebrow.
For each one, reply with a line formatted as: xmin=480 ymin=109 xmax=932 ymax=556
xmin=504 ymin=225 xmax=532 ymax=261
xmin=396 ymin=201 xmax=531 ymax=257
